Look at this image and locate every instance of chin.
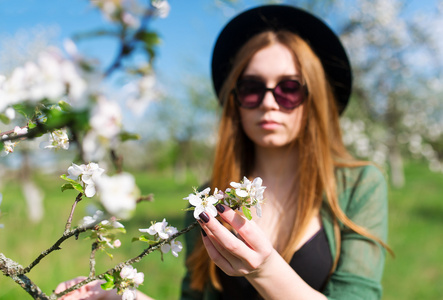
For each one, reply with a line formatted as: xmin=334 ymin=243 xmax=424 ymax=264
xmin=255 ymin=138 xmax=292 ymax=148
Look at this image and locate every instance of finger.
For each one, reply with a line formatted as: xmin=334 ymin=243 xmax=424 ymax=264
xmin=215 ymin=204 xmax=271 ymax=253
xmin=55 ymin=276 xmax=87 ymax=293
xmin=201 ymin=229 xmax=237 ymax=275
xmin=199 ymin=211 xmax=253 ymax=259
xmin=201 ymin=220 xmax=263 ymax=276
xmin=199 ymin=212 xmax=266 ymax=276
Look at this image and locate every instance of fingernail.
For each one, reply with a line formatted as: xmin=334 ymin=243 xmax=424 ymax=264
xmin=201 ymin=228 xmax=207 ymax=237
xmin=216 ymin=204 xmax=225 ymax=213
xmin=199 ymin=212 xmax=210 ymax=223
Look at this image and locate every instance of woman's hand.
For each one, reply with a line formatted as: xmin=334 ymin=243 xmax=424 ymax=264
xmin=198 ymin=204 xmax=275 ymax=277
xmin=199 ymin=204 xmax=327 ymax=300
xmin=54 ymin=277 xmax=117 ymax=300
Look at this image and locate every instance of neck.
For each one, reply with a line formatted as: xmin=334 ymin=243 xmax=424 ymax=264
xmin=251 ymin=144 xmax=298 ymax=187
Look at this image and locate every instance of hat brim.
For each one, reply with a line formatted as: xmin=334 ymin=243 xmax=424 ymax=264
xmin=211 ymin=5 xmax=352 ymax=114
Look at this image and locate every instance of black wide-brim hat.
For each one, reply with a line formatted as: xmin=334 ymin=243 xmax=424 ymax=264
xmin=211 ymin=5 xmax=352 ymax=114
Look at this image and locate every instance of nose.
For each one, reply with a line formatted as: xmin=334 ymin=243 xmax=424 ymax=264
xmin=260 ymin=89 xmax=280 ymax=110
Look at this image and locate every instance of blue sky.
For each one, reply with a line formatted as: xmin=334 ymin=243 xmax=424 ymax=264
xmin=0 ymin=0 xmax=249 ymax=83
xmin=0 ymin=0 xmax=439 ymax=97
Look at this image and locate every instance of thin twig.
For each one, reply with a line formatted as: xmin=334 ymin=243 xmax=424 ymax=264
xmin=136 ymin=194 xmax=154 ymax=204
xmin=89 ymin=242 xmax=99 ymax=277
xmin=23 ymin=223 xmax=96 ymax=274
xmin=65 ymin=193 xmax=83 ymax=232
xmin=104 ymin=8 xmax=154 ymax=77
xmin=110 ymin=149 xmax=123 ymax=173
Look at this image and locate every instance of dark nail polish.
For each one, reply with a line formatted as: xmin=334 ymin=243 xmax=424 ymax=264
xmin=201 ymin=228 xmax=207 ymax=237
xmin=199 ymin=212 xmax=210 ymax=223
xmin=216 ymin=204 xmax=225 ymax=213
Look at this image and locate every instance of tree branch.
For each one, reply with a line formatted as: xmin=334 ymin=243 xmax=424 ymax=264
xmin=0 ymin=254 xmax=49 ymax=300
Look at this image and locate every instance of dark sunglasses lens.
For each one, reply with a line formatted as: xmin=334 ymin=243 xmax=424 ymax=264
xmin=236 ymin=80 xmax=265 ymax=108
xmin=274 ymin=80 xmax=303 ymax=109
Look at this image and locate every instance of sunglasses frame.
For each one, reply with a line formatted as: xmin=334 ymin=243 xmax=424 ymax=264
xmin=233 ymin=79 xmax=307 ymax=110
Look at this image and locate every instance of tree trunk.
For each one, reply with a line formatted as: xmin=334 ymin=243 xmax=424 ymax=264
xmin=388 ymin=146 xmax=405 ymax=188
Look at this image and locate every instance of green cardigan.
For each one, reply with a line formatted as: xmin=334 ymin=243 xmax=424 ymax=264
xmin=180 ymin=165 xmax=388 ymax=300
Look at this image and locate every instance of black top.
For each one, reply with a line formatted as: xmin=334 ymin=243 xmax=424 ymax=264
xmin=218 ymin=227 xmax=332 ymax=299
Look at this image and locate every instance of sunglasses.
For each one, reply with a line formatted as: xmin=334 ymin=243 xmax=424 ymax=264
xmin=234 ymin=79 xmax=306 ymax=110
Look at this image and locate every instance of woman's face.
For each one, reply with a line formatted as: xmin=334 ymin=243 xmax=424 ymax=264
xmin=238 ymin=43 xmax=304 ymax=149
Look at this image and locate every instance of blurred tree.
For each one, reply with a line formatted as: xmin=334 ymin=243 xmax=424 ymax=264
xmin=145 ymin=74 xmax=220 ymax=183
xmin=336 ymin=0 xmax=443 ymax=188
xmin=242 ymin=0 xmax=443 ymax=188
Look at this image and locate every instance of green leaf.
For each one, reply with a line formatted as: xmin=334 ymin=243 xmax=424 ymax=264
xmin=12 ymin=104 xmax=34 ymax=119
xmin=103 ymin=274 xmax=114 ymax=283
xmin=61 ymin=183 xmax=75 ymax=192
xmin=134 ymin=235 xmax=158 ymax=244
xmin=0 ymin=114 xmax=10 ymax=124
xmin=28 ymin=121 xmax=37 ymax=129
xmin=58 ymin=101 xmax=72 ymax=112
xmin=119 ymin=131 xmax=140 ymax=142
xmin=101 ymin=273 xmax=115 ymax=290
xmin=60 ymin=175 xmax=84 ymax=193
xmin=242 ymin=206 xmax=252 ymax=221
xmin=101 ymin=281 xmax=115 ymax=291
xmin=136 ymin=30 xmax=161 ymax=46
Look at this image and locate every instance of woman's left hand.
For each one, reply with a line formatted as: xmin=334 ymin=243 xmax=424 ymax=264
xmin=198 ymin=204 xmax=275 ymax=277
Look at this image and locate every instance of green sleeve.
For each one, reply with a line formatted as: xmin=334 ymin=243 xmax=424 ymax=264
xmin=324 ymin=165 xmax=389 ymax=300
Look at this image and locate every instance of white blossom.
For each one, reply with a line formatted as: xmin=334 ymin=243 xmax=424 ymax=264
xmin=152 ymin=0 xmax=170 ymax=18
xmin=184 ymin=188 xmax=218 ymax=220
xmin=89 ymin=96 xmax=122 ymax=139
xmin=120 ymin=265 xmax=144 ymax=287
xmin=139 ymin=218 xmax=178 ymax=240
xmin=122 ymin=288 xmax=137 ymax=300
xmin=4 ymin=107 xmax=15 ymax=120
xmin=40 ymin=128 xmax=69 ymax=150
xmin=96 ymin=172 xmax=138 ymax=219
xmin=67 ymin=162 xmax=105 ymax=197
xmin=1 ymin=135 xmax=16 ymax=156
xmin=125 ymin=74 xmax=158 ymax=116
xmin=80 ymin=210 xmax=104 ymax=227
xmin=161 ymin=239 xmax=183 ymax=257
xmin=228 ymin=177 xmax=266 ymax=218
xmin=13 ymin=126 xmax=28 ymax=135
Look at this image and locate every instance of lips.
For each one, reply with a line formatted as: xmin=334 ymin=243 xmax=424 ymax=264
xmin=259 ymin=119 xmax=281 ymax=130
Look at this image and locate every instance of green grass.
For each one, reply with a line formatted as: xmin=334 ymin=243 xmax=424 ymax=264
xmin=382 ymin=162 xmax=443 ymax=300
xmin=0 ymin=162 xmax=442 ymax=299
xmin=0 ymin=169 xmax=198 ymax=300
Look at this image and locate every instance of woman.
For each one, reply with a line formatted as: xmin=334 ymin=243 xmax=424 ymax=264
xmin=57 ymin=5 xmax=390 ymax=300
xmin=181 ymin=5 xmax=390 ymax=300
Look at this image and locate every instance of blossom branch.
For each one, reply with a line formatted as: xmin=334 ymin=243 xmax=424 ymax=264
xmin=104 ymin=8 xmax=154 ymax=77
xmin=0 ymin=254 xmax=50 ymax=300
xmin=53 ymin=220 xmax=199 ymax=298
xmin=0 ymin=125 xmax=29 ymax=136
